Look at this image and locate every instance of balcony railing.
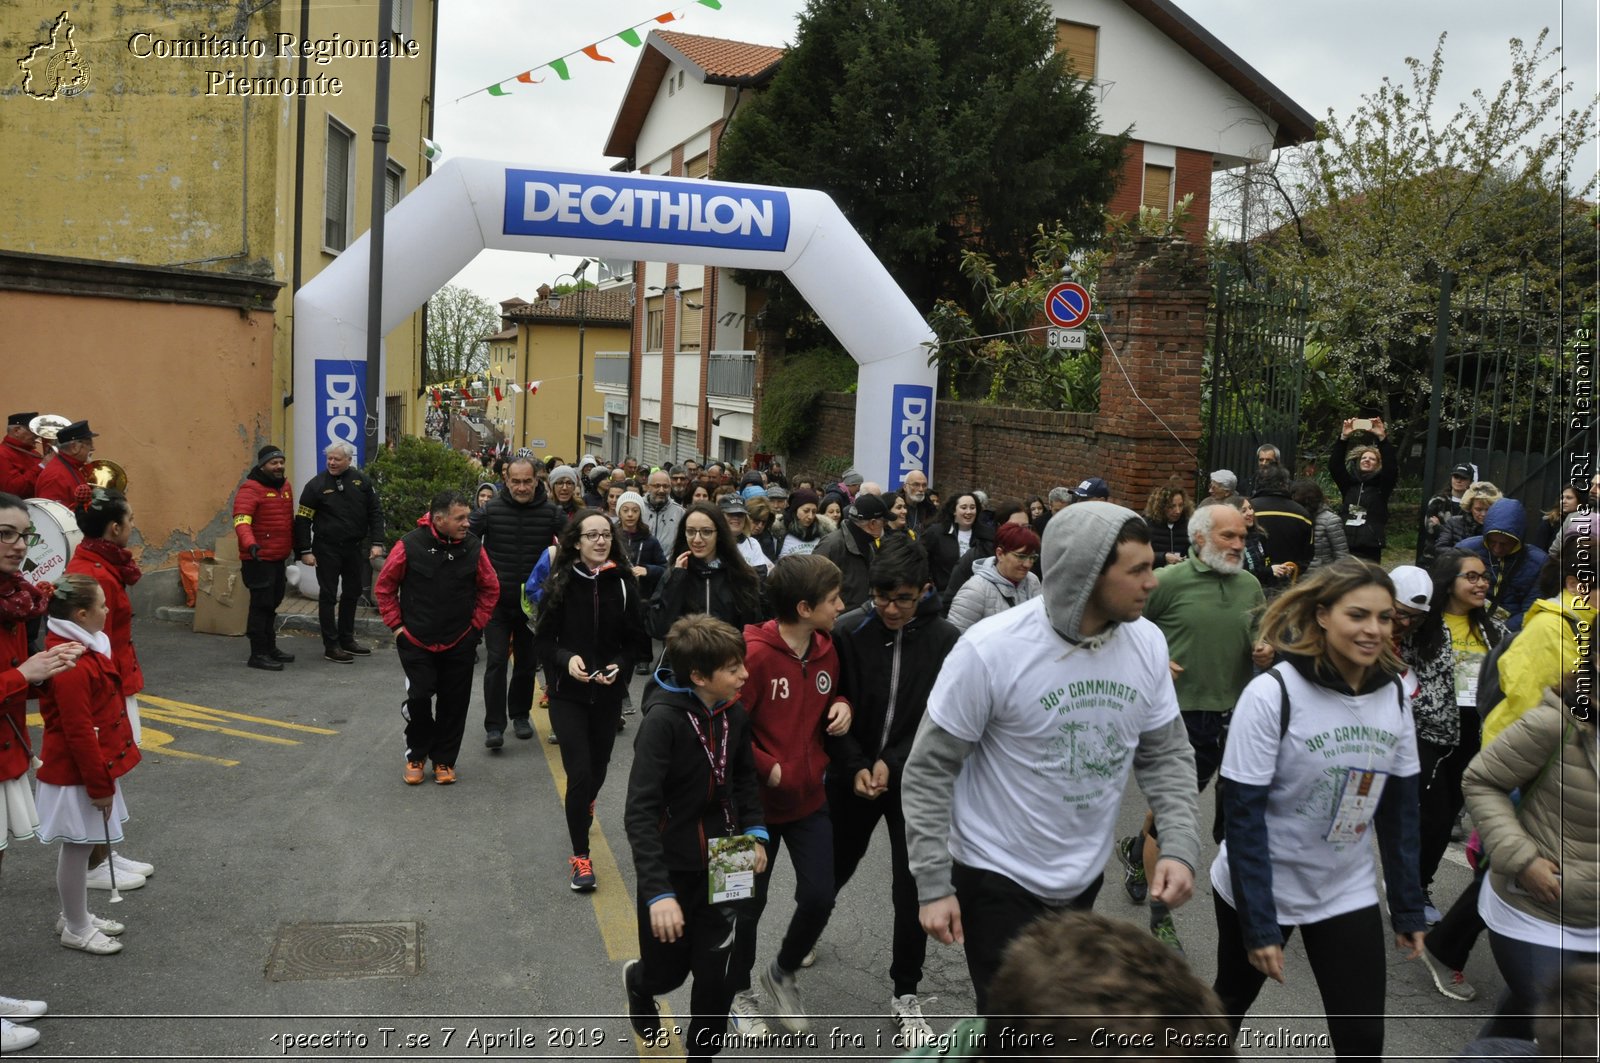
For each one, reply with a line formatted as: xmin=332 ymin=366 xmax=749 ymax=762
xmin=594 ymin=352 xmax=630 ymax=388
xmin=706 ymin=351 xmax=755 ymax=399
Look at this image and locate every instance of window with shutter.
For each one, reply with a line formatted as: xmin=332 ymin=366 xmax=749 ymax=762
xmin=674 ymin=430 xmax=697 ymax=464
xmin=1143 ymin=164 xmax=1173 ymax=215
xmin=1054 ymin=21 xmax=1097 ymax=81
xmin=640 ymin=421 xmax=662 ymax=466
xmin=678 ymin=288 xmax=703 ymax=352
xmin=324 ymin=120 xmax=355 ymax=252
xmin=385 ymin=161 xmax=404 ymax=212
xmin=646 ymin=296 xmax=665 ymax=351
xmin=685 ymin=153 xmax=709 ymax=179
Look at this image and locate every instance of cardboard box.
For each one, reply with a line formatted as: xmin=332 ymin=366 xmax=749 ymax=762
xmin=193 ymin=557 xmax=248 ymax=636
xmin=213 ymin=534 xmax=240 ymax=563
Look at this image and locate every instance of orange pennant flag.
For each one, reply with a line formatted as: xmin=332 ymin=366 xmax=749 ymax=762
xmin=582 ymin=44 xmax=614 ymax=64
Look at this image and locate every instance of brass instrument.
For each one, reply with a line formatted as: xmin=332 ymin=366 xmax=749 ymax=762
xmin=85 ymin=458 xmax=127 ymax=492
xmin=28 ymin=413 xmax=70 ymax=442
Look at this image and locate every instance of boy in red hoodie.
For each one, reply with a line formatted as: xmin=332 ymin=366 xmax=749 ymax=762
xmin=728 ymin=553 xmax=852 ymax=1039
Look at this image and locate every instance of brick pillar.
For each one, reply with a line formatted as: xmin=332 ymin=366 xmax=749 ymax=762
xmin=1094 ymin=235 xmax=1208 ymax=507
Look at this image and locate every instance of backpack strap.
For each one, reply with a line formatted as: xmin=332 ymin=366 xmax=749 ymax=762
xmin=1267 ymin=665 xmax=1291 ymax=739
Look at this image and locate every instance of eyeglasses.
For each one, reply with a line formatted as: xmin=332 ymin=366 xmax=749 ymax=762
xmin=1010 ymin=552 xmax=1039 ymax=565
xmin=684 ymin=527 xmax=717 ymax=540
xmin=579 ymin=531 xmax=612 ymax=543
xmin=0 ymin=527 xmax=41 ymax=547
xmin=871 ymin=592 xmax=920 ymax=609
xmin=1458 ymin=571 xmax=1490 ymax=584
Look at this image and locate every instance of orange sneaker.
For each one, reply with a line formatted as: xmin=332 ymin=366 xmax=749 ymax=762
xmin=433 ymin=763 xmax=457 ymax=785
xmin=403 ymin=760 xmax=425 ymax=785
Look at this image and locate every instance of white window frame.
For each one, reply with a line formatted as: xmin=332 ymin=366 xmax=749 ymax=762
xmin=324 ymin=117 xmax=356 ymax=253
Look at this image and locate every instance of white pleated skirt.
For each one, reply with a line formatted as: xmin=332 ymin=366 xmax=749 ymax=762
xmin=36 ymin=780 xmax=129 ymax=845
xmin=0 ymin=775 xmax=40 ymax=848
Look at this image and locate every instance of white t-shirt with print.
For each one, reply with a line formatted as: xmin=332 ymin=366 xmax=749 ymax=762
xmin=928 ymin=598 xmax=1180 ymax=903
xmin=1211 ymin=663 xmax=1420 ymax=925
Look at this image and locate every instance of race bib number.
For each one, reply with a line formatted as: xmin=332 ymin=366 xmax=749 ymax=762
xmin=1326 ymin=768 xmax=1389 ymax=844
xmin=707 ymin=835 xmax=757 ymax=904
xmin=1453 ymin=649 xmax=1485 ymax=707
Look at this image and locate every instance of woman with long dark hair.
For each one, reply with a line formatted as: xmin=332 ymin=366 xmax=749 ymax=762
xmin=1212 ymin=558 xmax=1425 ymax=1061
xmin=534 ymin=509 xmax=650 ymax=892
xmin=774 ymin=489 xmax=833 ymax=558
xmin=646 ymin=502 xmax=765 ymax=641
xmin=922 ymin=491 xmax=991 ymax=600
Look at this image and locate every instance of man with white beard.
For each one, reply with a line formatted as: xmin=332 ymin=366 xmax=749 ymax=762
xmin=899 ymin=470 xmax=936 ymax=534
xmin=1117 ymin=502 xmax=1272 ymax=952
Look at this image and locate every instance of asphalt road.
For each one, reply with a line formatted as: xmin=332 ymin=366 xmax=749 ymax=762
xmin=2 ymin=617 xmax=1502 ymax=1060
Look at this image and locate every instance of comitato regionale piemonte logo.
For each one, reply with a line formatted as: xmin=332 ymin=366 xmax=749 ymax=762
xmin=18 ymin=11 xmax=92 ymax=99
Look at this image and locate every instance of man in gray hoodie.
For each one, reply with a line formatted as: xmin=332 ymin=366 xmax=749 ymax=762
xmin=901 ymin=502 xmax=1200 ymax=1013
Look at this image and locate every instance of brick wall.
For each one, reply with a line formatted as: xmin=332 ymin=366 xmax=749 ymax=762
xmin=1174 ymin=147 xmax=1213 ymax=241
xmin=788 ymin=236 xmax=1208 ymax=509
xmin=1107 ymin=140 xmax=1145 ymax=221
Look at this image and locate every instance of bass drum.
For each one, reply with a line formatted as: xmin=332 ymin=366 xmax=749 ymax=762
xmin=23 ymin=498 xmax=83 ymax=587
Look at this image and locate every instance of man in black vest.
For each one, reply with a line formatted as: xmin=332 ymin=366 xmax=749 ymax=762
xmin=294 ymin=441 xmax=386 ymax=662
xmin=468 ymin=457 xmax=563 ymax=748
xmin=374 ymin=492 xmax=498 ymax=786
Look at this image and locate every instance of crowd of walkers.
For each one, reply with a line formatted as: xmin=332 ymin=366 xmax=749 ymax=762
xmin=3 ymin=410 xmax=1596 ymax=1059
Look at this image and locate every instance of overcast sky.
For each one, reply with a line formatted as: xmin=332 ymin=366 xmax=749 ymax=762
xmin=432 ymin=0 xmax=1598 ymax=308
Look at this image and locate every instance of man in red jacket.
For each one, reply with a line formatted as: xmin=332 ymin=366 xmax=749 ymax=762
xmin=727 ymin=554 xmax=852 ymax=1040
xmin=374 ymin=492 xmax=498 ymax=786
xmin=0 ymin=413 xmax=42 ymax=498
xmin=34 ymin=419 xmax=95 ymax=509
xmin=233 ymin=446 xmax=296 ymax=671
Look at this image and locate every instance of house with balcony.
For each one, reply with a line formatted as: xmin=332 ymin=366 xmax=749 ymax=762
xmin=598 ymin=5 xmax=1313 ymax=462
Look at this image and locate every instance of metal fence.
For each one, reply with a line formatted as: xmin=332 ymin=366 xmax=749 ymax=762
xmin=1202 ymin=267 xmax=1310 ymax=481
xmin=707 ymin=351 xmax=755 ymax=399
xmin=594 ymin=353 xmax=630 ymax=388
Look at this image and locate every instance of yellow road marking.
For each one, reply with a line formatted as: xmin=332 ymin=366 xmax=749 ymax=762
xmin=136 ymin=694 xmax=339 ymax=734
xmin=533 ymin=686 xmax=681 ymax=1060
xmin=23 ymin=712 xmax=241 ymax=767
xmin=136 ymin=708 xmax=302 ymax=745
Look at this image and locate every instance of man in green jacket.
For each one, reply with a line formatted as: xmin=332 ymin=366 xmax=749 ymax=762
xmin=1118 ymin=501 xmax=1270 ymax=950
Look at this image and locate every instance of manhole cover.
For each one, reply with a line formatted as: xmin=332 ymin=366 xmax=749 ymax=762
xmin=266 ymin=921 xmax=421 ymax=981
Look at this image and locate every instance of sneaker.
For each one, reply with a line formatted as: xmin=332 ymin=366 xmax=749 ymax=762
xmin=800 ymin=949 xmax=817 ymax=968
xmin=1420 ymin=948 xmax=1476 ymax=1001
xmin=54 ymin=913 xmax=124 ymax=937
xmin=403 ymin=760 xmax=426 ymax=785
xmin=111 ymin=851 xmax=154 ymax=878
xmin=538 ymin=689 xmax=550 ymax=709
xmin=485 ymin=730 xmax=504 ymax=750
xmin=433 ymin=764 xmax=457 ymax=785
xmin=60 ymin=924 xmax=122 ymax=954
xmin=340 ymin=640 xmax=372 ymax=656
xmin=324 ymin=647 xmax=354 ymax=664
xmin=728 ymin=990 xmax=772 ymax=1042
xmin=247 ymin=654 xmax=284 ymax=671
xmin=891 ymin=994 xmax=935 ymax=1049
xmin=0 ymin=996 xmax=47 ymax=1021
xmin=1150 ymin=911 xmax=1185 ymax=954
xmin=1 ymin=1018 xmax=41 ymax=1053
xmin=1424 ymin=891 xmax=1442 ymax=926
xmin=268 ymin=647 xmax=296 ymax=663
xmin=85 ymin=862 xmax=144 ymax=892
xmin=622 ymin=959 xmax=662 ymax=1038
xmin=547 ymin=732 xmax=560 ymax=745
xmin=512 ymin=718 xmax=534 ymax=740
xmin=1118 ymin=834 xmax=1148 ymax=905
xmin=758 ymin=960 xmax=809 ymax=1034
xmin=569 ymin=854 xmax=596 ymax=891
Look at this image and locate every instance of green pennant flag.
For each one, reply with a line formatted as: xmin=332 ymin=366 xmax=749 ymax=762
xmin=549 ymin=57 xmax=571 ymax=80
xmin=696 ymin=0 xmax=723 ymax=8
xmin=487 ymin=82 xmax=509 ymax=96
xmin=618 ymin=28 xmax=642 ymax=47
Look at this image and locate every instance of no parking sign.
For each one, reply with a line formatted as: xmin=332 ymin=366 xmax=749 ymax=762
xmin=1045 ymin=282 xmax=1092 ymax=328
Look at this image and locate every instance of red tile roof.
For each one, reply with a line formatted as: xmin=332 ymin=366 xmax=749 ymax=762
xmin=654 ymin=30 xmax=785 ymax=83
xmin=506 ymin=285 xmax=633 ymax=327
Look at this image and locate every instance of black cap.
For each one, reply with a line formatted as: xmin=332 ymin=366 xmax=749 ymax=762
xmin=1450 ymin=463 xmax=1473 ymax=479
xmin=7 ymin=411 xmax=38 ymax=428
xmin=718 ymin=494 xmax=748 ymax=516
xmin=57 ymin=420 xmax=97 ymax=444
xmin=849 ymin=493 xmax=889 ymax=521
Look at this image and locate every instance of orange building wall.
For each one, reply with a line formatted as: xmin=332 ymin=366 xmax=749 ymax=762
xmin=2 ymin=289 xmax=275 ymax=564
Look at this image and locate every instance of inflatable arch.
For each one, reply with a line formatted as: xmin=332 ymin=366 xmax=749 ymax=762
xmin=292 ymin=159 xmax=937 ymax=491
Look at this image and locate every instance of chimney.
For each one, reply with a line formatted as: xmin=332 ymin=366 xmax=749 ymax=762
xmin=537 ymin=283 xmax=552 ymax=302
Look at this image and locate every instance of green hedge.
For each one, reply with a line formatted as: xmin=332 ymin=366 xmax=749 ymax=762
xmin=367 ymin=436 xmax=480 ymax=546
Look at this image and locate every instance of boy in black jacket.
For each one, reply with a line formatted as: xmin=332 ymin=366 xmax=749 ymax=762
xmin=623 ymin=615 xmax=768 ymax=1062
xmin=827 ymin=537 xmax=960 ymax=1047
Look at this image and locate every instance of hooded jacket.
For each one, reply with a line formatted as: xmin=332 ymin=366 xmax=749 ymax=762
xmin=625 ymin=677 xmax=768 ymax=903
xmin=740 ymin=620 xmax=848 ymax=824
xmin=1457 ymin=499 xmax=1549 ymax=632
xmin=1482 ymin=590 xmax=1593 ymax=746
xmin=534 ymin=560 xmax=650 ymax=708
xmin=902 ymin=502 xmax=1200 ymax=905
xmin=946 ymin=556 xmax=1040 ymax=633
xmin=833 ymin=591 xmax=960 ymax=784
xmin=1465 ymin=689 xmax=1597 ymax=929
xmin=645 ymin=556 xmax=766 ymax=639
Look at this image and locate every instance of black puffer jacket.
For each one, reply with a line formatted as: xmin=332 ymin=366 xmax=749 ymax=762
xmin=625 ymin=679 xmax=765 ymax=901
xmin=645 ymin=557 xmax=767 ymax=639
xmin=1146 ymin=518 xmax=1190 ymax=568
xmin=469 ymin=483 xmax=564 ymax=599
xmin=831 ymin=591 xmax=960 ymax=784
xmin=533 ymin=562 xmax=649 ymax=707
xmin=924 ymin=522 xmax=993 ymax=605
xmin=1330 ymin=436 xmax=1399 ymax=552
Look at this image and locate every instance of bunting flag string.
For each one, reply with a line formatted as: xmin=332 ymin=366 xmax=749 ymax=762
xmin=461 ymin=0 xmax=727 ymax=102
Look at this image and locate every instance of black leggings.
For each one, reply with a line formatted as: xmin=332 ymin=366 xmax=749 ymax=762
xmin=1213 ymin=893 xmax=1387 ymax=1063
xmin=547 ymin=697 xmax=622 ymax=855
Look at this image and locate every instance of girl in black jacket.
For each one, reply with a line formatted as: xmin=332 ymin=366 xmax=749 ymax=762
xmin=534 ymin=509 xmax=650 ymax=892
xmin=922 ymin=491 xmax=991 ymax=602
xmin=646 ymin=503 xmax=766 ymax=641
xmin=1143 ymin=483 xmax=1193 ymax=568
xmin=1331 ymin=421 xmax=1399 ymax=563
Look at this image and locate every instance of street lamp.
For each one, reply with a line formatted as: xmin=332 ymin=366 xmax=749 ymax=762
xmin=549 ymin=258 xmax=593 ymax=458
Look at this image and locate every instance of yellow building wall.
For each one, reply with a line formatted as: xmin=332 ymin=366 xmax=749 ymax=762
xmin=0 ymin=1 xmax=437 ymax=553
xmin=511 ymin=324 xmax=631 ymax=462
